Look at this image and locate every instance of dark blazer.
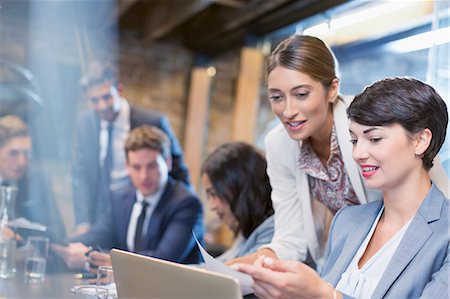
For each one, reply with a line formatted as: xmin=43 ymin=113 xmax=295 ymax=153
xmin=73 ymin=178 xmax=204 ymax=264
xmin=15 ymin=166 xmax=67 ymax=243
xmin=72 ymin=103 xmax=191 ymax=225
xmin=321 ymin=184 xmax=449 ymax=299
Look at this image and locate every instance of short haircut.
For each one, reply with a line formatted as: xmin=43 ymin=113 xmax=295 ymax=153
xmin=348 ymin=77 xmax=448 ymax=170
xmin=201 ymin=142 xmax=273 ymax=238
xmin=80 ymin=60 xmax=118 ymax=90
xmin=0 ymin=115 xmax=29 ymax=148
xmin=125 ymin=125 xmax=171 ymax=160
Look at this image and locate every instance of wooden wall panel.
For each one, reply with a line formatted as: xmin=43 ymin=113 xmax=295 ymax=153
xmin=184 ymin=67 xmax=212 ymax=191
xmin=232 ymin=47 xmax=264 ymax=142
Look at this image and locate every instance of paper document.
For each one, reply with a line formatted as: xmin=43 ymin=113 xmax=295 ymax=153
xmin=195 ymin=237 xmax=253 ymax=296
xmin=9 ymin=217 xmax=47 ymax=231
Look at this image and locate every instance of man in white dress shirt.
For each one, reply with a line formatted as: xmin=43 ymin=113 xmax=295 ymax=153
xmin=72 ymin=61 xmax=191 ymax=236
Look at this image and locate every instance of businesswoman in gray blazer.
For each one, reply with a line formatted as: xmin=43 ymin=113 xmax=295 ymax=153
xmin=236 ymin=77 xmax=449 ymax=299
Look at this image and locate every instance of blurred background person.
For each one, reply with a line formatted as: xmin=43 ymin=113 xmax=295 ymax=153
xmin=72 ymin=60 xmax=191 ymax=236
xmin=54 ymin=125 xmax=203 ymax=269
xmin=201 ymin=142 xmax=274 ymax=262
xmin=0 ymin=115 xmax=66 ymax=246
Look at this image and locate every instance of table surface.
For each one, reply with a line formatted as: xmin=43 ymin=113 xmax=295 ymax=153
xmin=0 ymin=271 xmax=90 ymax=298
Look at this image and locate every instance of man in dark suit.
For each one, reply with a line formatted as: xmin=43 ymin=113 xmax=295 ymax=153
xmin=72 ymin=61 xmax=190 ymax=235
xmin=53 ymin=125 xmax=203 ymax=267
xmin=0 ymin=115 xmax=66 ymax=245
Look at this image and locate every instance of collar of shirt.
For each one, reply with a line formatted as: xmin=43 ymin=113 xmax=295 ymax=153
xmin=298 ymin=125 xmax=340 ymax=181
xmin=100 ymin=98 xmax=130 ymax=132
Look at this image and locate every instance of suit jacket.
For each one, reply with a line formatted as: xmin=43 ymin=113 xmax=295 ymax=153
xmin=15 ymin=166 xmax=67 ymax=243
xmin=72 ymin=102 xmax=191 ymax=226
xmin=73 ymin=178 xmax=204 ymax=264
xmin=264 ymin=95 xmax=449 ymax=266
xmin=321 ymin=184 xmax=449 ymax=299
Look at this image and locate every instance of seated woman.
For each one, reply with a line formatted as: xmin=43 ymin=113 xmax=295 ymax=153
xmin=236 ymin=77 xmax=449 ymax=299
xmin=201 ymin=142 xmax=274 ymax=262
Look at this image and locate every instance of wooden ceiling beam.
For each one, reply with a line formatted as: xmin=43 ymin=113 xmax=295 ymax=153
xmin=118 ymin=0 xmax=139 ymax=17
xmin=215 ymin=0 xmax=247 ymax=9
xmin=191 ymin=0 xmax=295 ymax=47
xmin=143 ymin=0 xmax=216 ymax=42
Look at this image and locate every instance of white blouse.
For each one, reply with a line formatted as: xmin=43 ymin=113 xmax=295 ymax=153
xmin=336 ymin=207 xmax=412 ymax=298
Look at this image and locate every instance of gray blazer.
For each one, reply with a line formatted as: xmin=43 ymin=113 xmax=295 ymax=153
xmin=321 ymin=183 xmax=449 ymax=299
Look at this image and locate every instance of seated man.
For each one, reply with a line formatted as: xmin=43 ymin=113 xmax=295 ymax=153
xmin=0 ymin=115 xmax=66 ymax=244
xmin=53 ymin=125 xmax=204 ymax=269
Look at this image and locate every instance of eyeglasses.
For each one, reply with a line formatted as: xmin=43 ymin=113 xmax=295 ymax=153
xmin=89 ymin=93 xmax=113 ymax=104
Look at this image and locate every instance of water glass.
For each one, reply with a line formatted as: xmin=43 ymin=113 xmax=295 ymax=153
xmin=96 ymin=265 xmax=114 ymax=286
xmin=0 ymin=238 xmax=16 ymax=278
xmin=96 ymin=265 xmax=116 ymax=297
xmin=24 ymin=237 xmax=49 ymax=283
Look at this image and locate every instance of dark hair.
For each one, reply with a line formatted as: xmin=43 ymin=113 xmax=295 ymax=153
xmin=125 ymin=125 xmax=171 ymax=160
xmin=267 ymin=35 xmax=338 ymax=87
xmin=0 ymin=115 xmax=29 ymax=148
xmin=201 ymin=142 xmax=273 ymax=238
xmin=348 ymin=77 xmax=448 ymax=170
xmin=80 ymin=60 xmax=118 ymax=90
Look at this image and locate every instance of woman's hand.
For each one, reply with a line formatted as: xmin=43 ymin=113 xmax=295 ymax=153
xmin=234 ymin=256 xmax=335 ymax=299
xmin=225 ymin=248 xmax=277 ymax=266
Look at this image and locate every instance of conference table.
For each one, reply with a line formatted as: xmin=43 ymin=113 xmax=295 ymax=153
xmin=1 ymin=254 xmax=257 ymax=298
xmin=0 ymin=271 xmax=89 ymax=298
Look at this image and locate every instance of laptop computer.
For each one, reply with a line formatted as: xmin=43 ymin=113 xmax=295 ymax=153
xmin=110 ymin=249 xmax=243 ymax=299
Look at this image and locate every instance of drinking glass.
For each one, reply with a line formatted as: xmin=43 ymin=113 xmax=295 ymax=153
xmin=0 ymin=238 xmax=16 ymax=278
xmin=96 ymin=265 xmax=116 ymax=297
xmin=24 ymin=237 xmax=49 ymax=283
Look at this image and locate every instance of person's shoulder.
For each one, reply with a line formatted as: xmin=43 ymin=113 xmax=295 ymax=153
xmin=170 ymin=179 xmax=198 ymax=198
xmin=110 ymin=182 xmax=136 ymax=202
xmin=336 ymin=200 xmax=383 ymax=223
xmin=338 ymin=94 xmax=354 ymax=106
xmin=265 ymin=123 xmax=294 ymax=149
xmin=129 ymin=103 xmax=164 ymax=120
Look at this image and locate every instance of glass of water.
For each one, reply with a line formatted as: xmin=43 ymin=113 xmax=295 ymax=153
xmin=0 ymin=238 xmax=16 ymax=279
xmin=24 ymin=237 xmax=49 ymax=283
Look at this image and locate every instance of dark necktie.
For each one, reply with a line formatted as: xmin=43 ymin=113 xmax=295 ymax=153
xmin=103 ymin=123 xmax=114 ymax=188
xmin=134 ymin=201 xmax=149 ymax=251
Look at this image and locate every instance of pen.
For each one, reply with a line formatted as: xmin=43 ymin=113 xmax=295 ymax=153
xmin=74 ymin=272 xmax=97 ymax=279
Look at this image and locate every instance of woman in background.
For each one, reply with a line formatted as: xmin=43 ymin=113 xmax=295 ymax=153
xmin=201 ymin=142 xmax=274 ymax=262
xmin=237 ymin=77 xmax=449 ymax=299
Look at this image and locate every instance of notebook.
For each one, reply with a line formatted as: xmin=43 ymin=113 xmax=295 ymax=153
xmin=110 ymin=249 xmax=243 ymax=299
